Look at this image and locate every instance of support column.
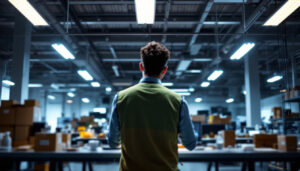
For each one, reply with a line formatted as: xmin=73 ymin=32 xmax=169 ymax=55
xmin=62 ymin=93 xmax=66 ymax=117
xmin=9 ymin=13 xmax=32 ymax=103
xmin=244 ymin=51 xmax=261 ymax=127
xmin=43 ymin=90 xmax=48 ymax=122
xmin=0 ymin=59 xmax=4 ymax=100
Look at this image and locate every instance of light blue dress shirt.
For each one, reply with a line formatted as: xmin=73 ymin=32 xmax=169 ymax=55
xmin=108 ymin=77 xmax=196 ymax=150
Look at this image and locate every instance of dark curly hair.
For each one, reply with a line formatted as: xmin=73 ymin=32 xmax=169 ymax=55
xmin=140 ymin=41 xmax=170 ymax=77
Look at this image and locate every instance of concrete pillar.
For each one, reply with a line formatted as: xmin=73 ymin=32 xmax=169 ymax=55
xmin=9 ymin=13 xmax=32 ymax=103
xmin=0 ymin=59 xmax=4 ymax=100
xmin=62 ymin=93 xmax=66 ymax=117
xmin=228 ymin=87 xmax=240 ymax=119
xmin=42 ymin=90 xmax=48 ymax=122
xmin=244 ymin=50 xmax=261 ymax=127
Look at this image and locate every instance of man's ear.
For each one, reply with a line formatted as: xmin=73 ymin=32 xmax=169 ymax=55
xmin=139 ymin=62 xmax=144 ymax=72
xmin=162 ymin=66 xmax=168 ymax=75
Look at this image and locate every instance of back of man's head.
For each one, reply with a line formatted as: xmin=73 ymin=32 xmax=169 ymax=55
xmin=140 ymin=41 xmax=170 ymax=77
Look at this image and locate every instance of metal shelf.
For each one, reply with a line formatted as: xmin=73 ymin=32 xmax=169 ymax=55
xmin=284 ymin=97 xmax=300 ymax=103
xmin=271 ymin=118 xmax=300 ymax=122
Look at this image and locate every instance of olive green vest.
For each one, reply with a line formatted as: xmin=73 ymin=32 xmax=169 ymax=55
xmin=117 ymin=83 xmax=181 ymax=171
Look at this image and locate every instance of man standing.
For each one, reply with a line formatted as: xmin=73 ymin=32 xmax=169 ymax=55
xmin=108 ymin=41 xmax=196 ymax=171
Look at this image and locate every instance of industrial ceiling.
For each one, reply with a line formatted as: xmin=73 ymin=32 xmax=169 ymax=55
xmin=0 ymin=0 xmax=299 ymax=102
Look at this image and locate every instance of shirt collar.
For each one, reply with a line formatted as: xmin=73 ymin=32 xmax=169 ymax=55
xmin=139 ymin=77 xmax=162 ymax=84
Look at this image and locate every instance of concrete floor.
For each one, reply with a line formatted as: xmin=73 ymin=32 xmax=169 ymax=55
xmin=67 ymin=162 xmax=268 ymax=171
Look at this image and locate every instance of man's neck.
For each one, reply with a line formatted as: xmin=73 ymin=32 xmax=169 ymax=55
xmin=143 ymin=74 xmax=162 ymax=80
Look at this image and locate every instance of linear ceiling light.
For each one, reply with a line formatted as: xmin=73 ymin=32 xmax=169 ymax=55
xmin=52 ymin=43 xmax=75 ymax=60
xmin=207 ymin=70 xmax=223 ymax=81
xmin=112 ymin=65 xmax=120 ymax=77
xmin=226 ymin=98 xmax=234 ymax=103
xmin=77 ymin=70 xmax=93 ymax=81
xmin=267 ymin=75 xmax=283 ymax=83
xmin=93 ymin=107 xmax=107 ymax=114
xmin=230 ymin=43 xmax=255 ymax=60
xmin=201 ymin=81 xmax=210 ymax=87
xmin=81 ymin=98 xmax=90 ymax=103
xmin=177 ymin=92 xmax=191 ymax=96
xmin=8 ymin=0 xmax=48 ymax=26
xmin=135 ymin=0 xmax=156 ymax=24
xmin=170 ymin=89 xmax=190 ymax=93
xmin=195 ymin=98 xmax=202 ymax=103
xmin=263 ymin=0 xmax=300 ymax=26
xmin=67 ymin=92 xmax=75 ymax=98
xmin=91 ymin=82 xmax=101 ymax=87
xmin=106 ymin=87 xmax=112 ymax=92
xmin=47 ymin=95 xmax=55 ymax=100
xmin=162 ymin=82 xmax=174 ymax=86
xmin=2 ymin=80 xmax=15 ymax=86
xmin=29 ymin=83 xmax=43 ymax=88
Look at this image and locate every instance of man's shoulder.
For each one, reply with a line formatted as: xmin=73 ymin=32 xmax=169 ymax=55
xmin=118 ymin=84 xmax=140 ymax=96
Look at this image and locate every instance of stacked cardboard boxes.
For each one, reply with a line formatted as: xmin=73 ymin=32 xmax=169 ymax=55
xmin=221 ymin=130 xmax=236 ymax=147
xmin=208 ymin=115 xmax=231 ymax=124
xmin=191 ymin=115 xmax=206 ymax=123
xmin=0 ymin=100 xmax=41 ymax=147
xmin=253 ymin=134 xmax=278 ymax=148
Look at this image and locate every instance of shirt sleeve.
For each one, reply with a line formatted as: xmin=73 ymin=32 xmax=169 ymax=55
xmin=178 ymin=96 xmax=196 ymax=151
xmin=107 ymin=93 xmax=121 ymax=148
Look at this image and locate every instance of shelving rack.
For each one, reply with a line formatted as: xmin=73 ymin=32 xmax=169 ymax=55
xmin=281 ymin=97 xmax=300 ymax=134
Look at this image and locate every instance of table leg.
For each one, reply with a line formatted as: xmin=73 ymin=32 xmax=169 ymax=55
xmin=58 ymin=162 xmax=63 ymax=171
xmin=248 ymin=161 xmax=255 ymax=171
xmin=207 ymin=162 xmax=212 ymax=171
xmin=215 ymin=162 xmax=219 ymax=171
xmin=289 ymin=162 xmax=299 ymax=171
xmin=82 ymin=162 xmax=86 ymax=171
xmin=88 ymin=162 xmax=93 ymax=171
xmin=50 ymin=162 xmax=57 ymax=171
xmin=241 ymin=162 xmax=247 ymax=171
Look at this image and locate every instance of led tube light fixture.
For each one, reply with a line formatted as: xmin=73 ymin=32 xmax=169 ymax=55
xmin=201 ymin=82 xmax=210 ymax=87
xmin=52 ymin=43 xmax=75 ymax=60
xmin=226 ymin=98 xmax=234 ymax=103
xmin=2 ymin=80 xmax=15 ymax=86
xmin=135 ymin=0 xmax=156 ymax=24
xmin=264 ymin=0 xmax=300 ymax=26
xmin=91 ymin=82 xmax=101 ymax=87
xmin=77 ymin=70 xmax=93 ymax=81
xmin=267 ymin=75 xmax=283 ymax=83
xmin=207 ymin=70 xmax=223 ymax=81
xmin=8 ymin=0 xmax=48 ymax=26
xmin=230 ymin=43 xmax=255 ymax=60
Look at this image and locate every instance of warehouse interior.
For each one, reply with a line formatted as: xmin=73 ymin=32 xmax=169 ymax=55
xmin=0 ymin=0 xmax=300 ymax=170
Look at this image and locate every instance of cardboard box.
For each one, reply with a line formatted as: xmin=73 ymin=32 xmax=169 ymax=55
xmin=34 ymin=163 xmax=50 ymax=171
xmin=192 ymin=115 xmax=206 ymax=123
xmin=29 ymin=136 xmax=35 ymax=147
xmin=220 ymin=117 xmax=231 ymax=124
xmin=272 ymin=107 xmax=282 ymax=119
xmin=0 ymin=126 xmax=14 ymax=139
xmin=14 ymin=126 xmax=31 ymax=141
xmin=221 ymin=130 xmax=236 ymax=147
xmin=80 ymin=116 xmax=94 ymax=123
xmin=15 ymin=107 xmax=41 ymax=126
xmin=0 ymin=108 xmax=15 ymax=125
xmin=62 ymin=133 xmax=71 ymax=148
xmin=34 ymin=133 xmax=62 ymax=152
xmin=1 ymin=100 xmax=19 ymax=108
xmin=13 ymin=140 xmax=29 ymax=147
xmin=25 ymin=100 xmax=40 ymax=107
xmin=253 ymin=134 xmax=277 ymax=148
xmin=277 ymin=135 xmax=298 ymax=152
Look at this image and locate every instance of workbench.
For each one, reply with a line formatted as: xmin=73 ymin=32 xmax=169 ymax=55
xmin=0 ymin=147 xmax=299 ymax=171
